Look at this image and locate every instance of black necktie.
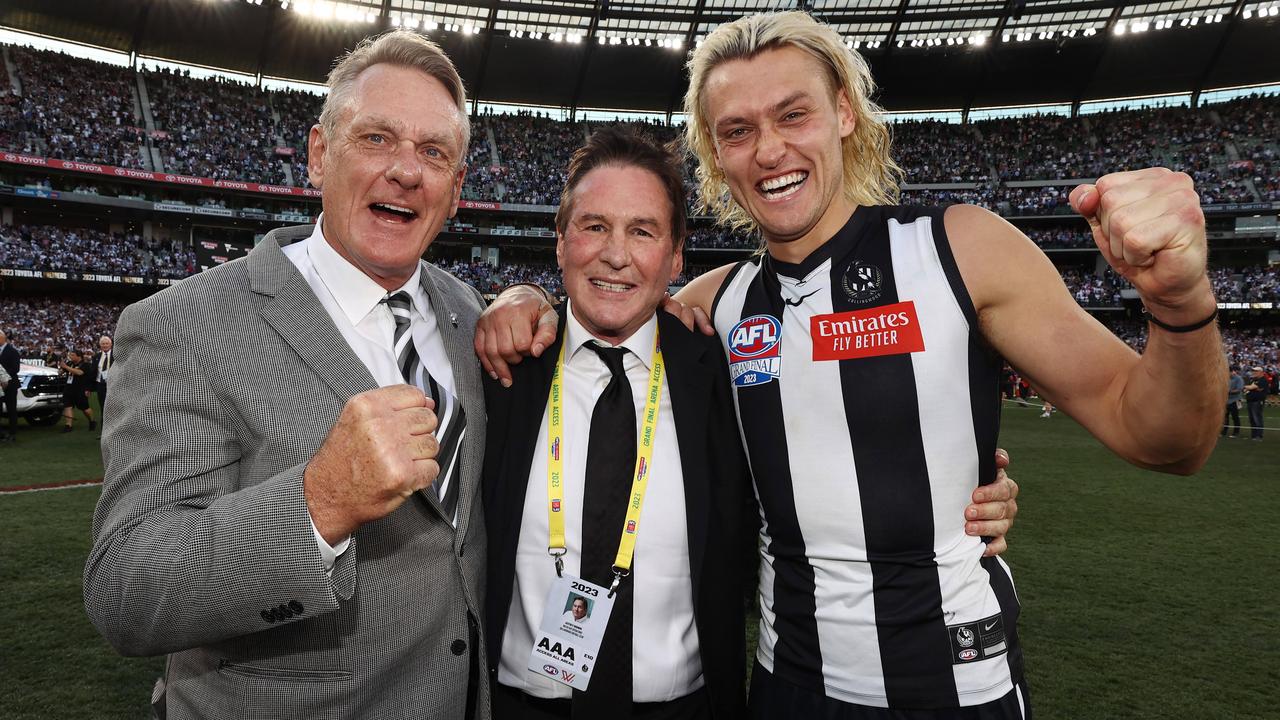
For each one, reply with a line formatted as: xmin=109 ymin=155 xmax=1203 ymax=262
xmin=382 ymin=291 xmax=465 ymax=523
xmin=574 ymin=344 xmax=635 ymax=720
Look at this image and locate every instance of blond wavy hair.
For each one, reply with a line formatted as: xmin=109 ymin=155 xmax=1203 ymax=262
xmin=683 ymin=12 xmax=902 ymax=233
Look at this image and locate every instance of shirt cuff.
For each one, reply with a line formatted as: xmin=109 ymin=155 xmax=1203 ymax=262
xmin=310 ymin=515 xmax=351 ymax=576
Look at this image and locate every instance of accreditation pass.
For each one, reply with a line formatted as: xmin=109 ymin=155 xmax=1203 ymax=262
xmin=527 ymin=574 xmax=614 ymax=691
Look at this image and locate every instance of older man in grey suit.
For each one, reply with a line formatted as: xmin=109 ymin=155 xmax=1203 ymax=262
xmin=85 ymin=31 xmax=489 ymax=719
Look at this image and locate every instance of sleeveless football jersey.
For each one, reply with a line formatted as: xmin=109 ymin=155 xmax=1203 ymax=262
xmin=712 ymin=206 xmax=1022 ymax=709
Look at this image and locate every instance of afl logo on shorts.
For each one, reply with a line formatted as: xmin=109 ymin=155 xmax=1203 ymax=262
xmin=728 ymin=315 xmax=783 ymax=387
xmin=841 ymin=261 xmax=883 ymax=305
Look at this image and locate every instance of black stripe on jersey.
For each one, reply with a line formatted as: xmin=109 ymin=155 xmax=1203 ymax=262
xmin=927 ymin=207 xmax=1025 ymax=684
xmin=737 ymin=258 xmax=825 ymax=690
xmin=830 ymin=207 xmax=959 ymax=706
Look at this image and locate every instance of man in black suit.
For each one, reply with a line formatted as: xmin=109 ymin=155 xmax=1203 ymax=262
xmin=0 ymin=330 xmax=19 ymax=442
xmin=482 ymin=128 xmax=753 ymax=719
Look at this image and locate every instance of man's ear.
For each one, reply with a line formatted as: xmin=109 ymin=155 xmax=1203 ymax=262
xmin=307 ymin=124 xmax=327 ymax=189
xmin=448 ymin=162 xmax=467 ymax=218
xmin=835 ymin=89 xmax=856 ymax=140
xmin=669 ymin=239 xmax=685 ymax=282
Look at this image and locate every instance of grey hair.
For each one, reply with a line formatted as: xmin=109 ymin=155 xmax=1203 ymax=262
xmin=319 ymin=30 xmax=470 ymax=154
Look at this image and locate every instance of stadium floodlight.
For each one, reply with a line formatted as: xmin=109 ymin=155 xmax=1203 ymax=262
xmin=1083 ymin=26 xmax=1097 ymax=35
xmin=365 ymin=11 xmax=376 ymax=23
xmin=569 ymin=33 xmax=582 ymax=44
xmin=1114 ymin=23 xmax=1127 ymax=34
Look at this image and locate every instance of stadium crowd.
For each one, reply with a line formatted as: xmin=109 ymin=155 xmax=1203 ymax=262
xmin=4 ymin=48 xmax=146 ymax=169
xmin=0 ymin=224 xmax=197 ymax=279
xmin=0 ymin=295 xmax=126 ymax=360
xmin=4 ymin=43 xmax=1275 ymax=212
xmin=146 ymin=68 xmax=286 ymax=185
xmin=431 ymin=258 xmax=564 ymax=297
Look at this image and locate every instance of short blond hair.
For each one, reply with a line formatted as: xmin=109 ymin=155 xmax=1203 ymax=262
xmin=320 ymin=30 xmax=470 ymax=153
xmin=683 ymin=12 xmax=902 ymax=233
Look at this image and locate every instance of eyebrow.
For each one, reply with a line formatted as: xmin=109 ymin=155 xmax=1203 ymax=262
xmin=715 ymin=91 xmax=813 ymax=131
xmin=577 ymin=212 xmax=663 ymax=228
xmin=354 ymin=114 xmax=459 ymax=149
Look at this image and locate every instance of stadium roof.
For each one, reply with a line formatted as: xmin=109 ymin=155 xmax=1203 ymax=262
xmin=4 ymin=0 xmax=1279 ymax=115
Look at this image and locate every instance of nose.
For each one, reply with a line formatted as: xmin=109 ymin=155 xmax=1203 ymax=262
xmin=754 ymin=124 xmax=785 ymax=169
xmin=384 ymin=140 xmax=423 ymax=188
xmin=599 ymin=229 xmax=630 ymax=269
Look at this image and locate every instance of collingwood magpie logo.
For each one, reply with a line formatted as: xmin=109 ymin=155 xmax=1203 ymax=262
xmin=955 ymin=626 xmax=975 ymax=648
xmin=841 ymin=261 xmax=883 ymax=304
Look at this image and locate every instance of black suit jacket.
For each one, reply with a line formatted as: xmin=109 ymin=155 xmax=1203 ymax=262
xmin=483 ymin=309 xmax=753 ymax=718
xmin=0 ymin=343 xmax=19 ymax=382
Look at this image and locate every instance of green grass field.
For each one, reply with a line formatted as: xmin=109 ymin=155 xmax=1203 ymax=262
xmin=1 ymin=402 xmax=1277 ymax=719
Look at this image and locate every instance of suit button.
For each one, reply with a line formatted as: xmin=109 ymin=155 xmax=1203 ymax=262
xmin=261 ymin=610 xmax=276 ymax=623
xmin=451 ymin=639 xmax=467 ymax=656
xmin=288 ymin=600 xmax=304 ymax=615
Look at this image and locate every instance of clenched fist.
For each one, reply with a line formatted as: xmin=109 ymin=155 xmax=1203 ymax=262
xmin=304 ymin=385 xmax=440 ymax=544
xmin=1069 ymin=167 xmax=1215 ymax=325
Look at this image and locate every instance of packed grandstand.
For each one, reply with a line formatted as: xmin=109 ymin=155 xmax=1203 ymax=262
xmin=0 ymin=40 xmax=1277 ymax=381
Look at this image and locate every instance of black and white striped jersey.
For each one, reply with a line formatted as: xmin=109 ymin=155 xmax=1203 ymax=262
xmin=712 ymin=205 xmax=1023 ymax=709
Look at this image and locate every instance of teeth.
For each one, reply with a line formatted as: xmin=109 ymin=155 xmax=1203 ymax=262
xmin=759 ymin=171 xmax=807 ymax=192
xmin=592 ymin=280 xmax=631 ymax=292
xmin=372 ymin=203 xmax=416 ymax=217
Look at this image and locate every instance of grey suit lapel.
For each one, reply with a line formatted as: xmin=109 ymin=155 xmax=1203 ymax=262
xmin=248 ymin=229 xmax=380 ymax=403
xmin=417 ymin=264 xmax=480 ymax=539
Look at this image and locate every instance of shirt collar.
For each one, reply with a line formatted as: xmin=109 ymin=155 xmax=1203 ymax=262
xmin=306 ymin=214 xmax=425 ymax=325
xmin=564 ymin=299 xmax=659 ymax=371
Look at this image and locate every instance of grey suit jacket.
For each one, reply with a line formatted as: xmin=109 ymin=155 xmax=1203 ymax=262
xmin=84 ymin=225 xmax=490 ymax=720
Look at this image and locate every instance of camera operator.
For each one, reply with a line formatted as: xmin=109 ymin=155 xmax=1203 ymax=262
xmin=57 ymin=349 xmax=96 ymax=433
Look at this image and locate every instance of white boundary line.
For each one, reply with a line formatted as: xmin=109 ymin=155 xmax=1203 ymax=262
xmin=0 ymin=481 xmax=102 ymax=496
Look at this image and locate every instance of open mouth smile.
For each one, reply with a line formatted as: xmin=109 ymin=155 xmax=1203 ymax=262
xmin=590 ymin=279 xmax=636 ymax=293
xmin=756 ymin=171 xmax=808 ymax=199
xmin=369 ymin=202 xmax=418 ymax=222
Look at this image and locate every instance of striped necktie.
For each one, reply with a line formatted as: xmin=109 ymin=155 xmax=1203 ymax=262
xmin=383 ymin=291 xmax=465 ymax=524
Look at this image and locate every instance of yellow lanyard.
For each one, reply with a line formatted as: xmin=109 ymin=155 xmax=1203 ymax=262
xmin=546 ymin=331 xmax=665 ymax=595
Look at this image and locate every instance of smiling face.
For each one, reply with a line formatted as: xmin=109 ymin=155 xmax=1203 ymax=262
xmin=307 ymin=63 xmax=467 ymax=291
xmin=571 ymin=597 xmax=587 ymax=620
xmin=703 ymin=46 xmax=856 ymax=262
xmin=99 ymin=336 xmax=112 ymax=353
xmin=557 ymin=164 xmax=684 ymax=345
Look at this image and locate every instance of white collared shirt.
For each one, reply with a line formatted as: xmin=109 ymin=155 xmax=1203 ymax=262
xmin=98 ymin=350 xmax=112 ymax=382
xmin=497 ymin=302 xmax=703 ymax=702
xmin=282 ymin=217 xmax=457 ymax=570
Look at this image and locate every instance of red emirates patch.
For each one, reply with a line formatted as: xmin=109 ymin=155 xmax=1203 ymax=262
xmin=810 ymin=300 xmax=925 ymax=361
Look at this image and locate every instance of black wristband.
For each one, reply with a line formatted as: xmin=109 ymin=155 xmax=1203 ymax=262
xmin=1143 ymin=306 xmax=1218 ymax=333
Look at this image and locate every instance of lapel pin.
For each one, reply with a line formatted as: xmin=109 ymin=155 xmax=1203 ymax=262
xmin=449 ymin=312 xmax=458 ymax=327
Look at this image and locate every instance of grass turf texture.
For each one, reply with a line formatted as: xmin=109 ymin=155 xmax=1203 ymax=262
xmin=1 ymin=404 xmax=1277 ymax=718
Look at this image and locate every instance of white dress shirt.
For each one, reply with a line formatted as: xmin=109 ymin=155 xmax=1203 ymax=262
xmin=498 ymin=302 xmax=704 ymax=702
xmin=282 ymin=217 xmax=457 ymax=571
xmin=97 ymin=350 xmax=112 ymax=383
